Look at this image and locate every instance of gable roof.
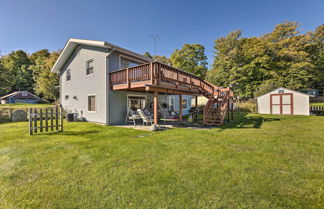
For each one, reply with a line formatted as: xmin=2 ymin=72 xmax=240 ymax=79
xmin=257 ymin=87 xmax=311 ymax=98
xmin=51 ymin=38 xmax=153 ymax=73
xmin=0 ymin=90 xmax=41 ymax=100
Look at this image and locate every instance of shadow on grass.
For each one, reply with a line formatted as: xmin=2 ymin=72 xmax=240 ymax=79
xmin=220 ymin=112 xmax=281 ymax=130
xmin=34 ymin=130 xmax=100 ymax=136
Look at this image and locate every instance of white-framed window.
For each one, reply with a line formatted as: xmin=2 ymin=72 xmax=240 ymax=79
xmin=88 ymin=95 xmax=96 ymax=112
xmin=182 ymin=98 xmax=189 ymax=110
xmin=66 ymin=69 xmax=71 ymax=81
xmin=127 ymin=94 xmax=147 ymax=111
xmin=86 ymin=59 xmax=94 ymax=75
xmin=119 ymin=55 xmax=143 ymax=69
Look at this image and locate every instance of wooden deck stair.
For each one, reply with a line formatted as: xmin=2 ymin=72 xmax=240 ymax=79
xmin=203 ymin=89 xmax=230 ymax=126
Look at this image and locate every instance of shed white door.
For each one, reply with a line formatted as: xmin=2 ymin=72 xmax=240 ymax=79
xmin=270 ymin=93 xmax=293 ymax=115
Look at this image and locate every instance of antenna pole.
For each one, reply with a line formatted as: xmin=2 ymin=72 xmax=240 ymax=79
xmin=150 ymin=34 xmax=160 ymax=57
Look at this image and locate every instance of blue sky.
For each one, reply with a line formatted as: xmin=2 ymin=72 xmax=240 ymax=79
xmin=0 ymin=0 xmax=323 ymax=65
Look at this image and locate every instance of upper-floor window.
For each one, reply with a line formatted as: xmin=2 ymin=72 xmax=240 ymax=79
xmin=66 ymin=69 xmax=71 ymax=81
xmin=86 ymin=59 xmax=94 ymax=75
xmin=22 ymin=91 xmax=28 ymax=96
xmin=120 ymin=56 xmax=142 ymax=69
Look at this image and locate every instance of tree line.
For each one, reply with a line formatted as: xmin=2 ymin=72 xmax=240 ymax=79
xmin=0 ymin=49 xmax=60 ymax=102
xmin=0 ymin=22 xmax=323 ymax=101
xmin=148 ymin=22 xmax=324 ymax=98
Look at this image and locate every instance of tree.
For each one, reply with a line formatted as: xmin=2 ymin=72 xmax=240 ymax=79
xmin=32 ymin=52 xmax=60 ymax=102
xmin=143 ymin=52 xmax=171 ymax=65
xmin=0 ymin=61 xmax=12 ymax=95
xmin=0 ymin=50 xmax=33 ymax=93
xmin=308 ymin=24 xmax=324 ymax=89
xmin=153 ymin=55 xmax=170 ymax=65
xmin=29 ymin=49 xmax=51 ymax=79
xmin=170 ymin=44 xmax=208 ymax=79
xmin=254 ymin=80 xmax=278 ymax=97
xmin=207 ymin=22 xmax=322 ymax=98
xmin=143 ymin=52 xmax=153 ymax=59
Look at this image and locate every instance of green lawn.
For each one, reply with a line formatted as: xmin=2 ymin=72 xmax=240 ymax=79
xmin=311 ymin=102 xmax=324 ymax=107
xmin=0 ymin=113 xmax=323 ymax=208
xmin=0 ymin=103 xmax=54 ymax=109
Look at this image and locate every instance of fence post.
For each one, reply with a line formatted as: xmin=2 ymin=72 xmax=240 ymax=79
xmin=33 ymin=108 xmax=37 ymax=133
xmin=29 ymin=108 xmax=33 ymax=135
xmin=40 ymin=109 xmax=43 ymax=132
xmin=50 ymin=108 xmax=54 ymax=131
xmin=60 ymin=107 xmax=64 ymax=132
xmin=55 ymin=106 xmax=59 ymax=131
xmin=45 ymin=108 xmax=48 ymax=132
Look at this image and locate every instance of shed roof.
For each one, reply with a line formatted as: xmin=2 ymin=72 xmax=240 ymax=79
xmin=0 ymin=90 xmax=40 ymax=100
xmin=256 ymin=87 xmax=311 ymax=98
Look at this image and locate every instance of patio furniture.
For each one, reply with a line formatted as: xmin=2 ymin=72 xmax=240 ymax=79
xmin=160 ymin=118 xmax=178 ymax=124
xmin=126 ymin=109 xmax=142 ymax=126
xmin=137 ymin=109 xmax=154 ymax=126
xmin=159 ymin=108 xmax=179 ymax=124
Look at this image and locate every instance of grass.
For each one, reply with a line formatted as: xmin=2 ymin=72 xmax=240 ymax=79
xmin=310 ymin=102 xmax=324 ymax=107
xmin=0 ymin=103 xmax=54 ymax=109
xmin=0 ymin=113 xmax=323 ymax=208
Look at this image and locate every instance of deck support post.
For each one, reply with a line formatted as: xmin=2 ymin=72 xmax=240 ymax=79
xmin=179 ymin=94 xmax=183 ymax=121
xmin=195 ymin=96 xmax=198 ymax=108
xmin=154 ymin=91 xmax=158 ymax=125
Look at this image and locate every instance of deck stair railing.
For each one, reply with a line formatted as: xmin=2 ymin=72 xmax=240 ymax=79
xmin=203 ymin=88 xmax=230 ymax=126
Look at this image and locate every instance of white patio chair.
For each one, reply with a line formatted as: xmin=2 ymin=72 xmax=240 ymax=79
xmin=137 ymin=109 xmax=154 ymax=126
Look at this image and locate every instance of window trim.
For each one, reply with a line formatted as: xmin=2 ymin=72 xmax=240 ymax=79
xmin=119 ymin=54 xmax=144 ymax=69
xmin=87 ymin=94 xmax=97 ymax=113
xmin=86 ymin=58 xmax=94 ymax=76
xmin=66 ymin=68 xmax=71 ymax=82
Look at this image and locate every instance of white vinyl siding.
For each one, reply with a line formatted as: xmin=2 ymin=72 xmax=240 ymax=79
xmin=60 ymin=45 xmax=108 ymax=123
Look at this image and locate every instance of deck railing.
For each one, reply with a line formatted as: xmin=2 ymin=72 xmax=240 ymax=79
xmin=110 ymin=61 xmax=221 ymax=97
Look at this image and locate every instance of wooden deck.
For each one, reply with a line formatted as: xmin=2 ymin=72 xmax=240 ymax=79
xmin=109 ymin=61 xmax=234 ymax=126
xmin=109 ymin=61 xmax=223 ymax=96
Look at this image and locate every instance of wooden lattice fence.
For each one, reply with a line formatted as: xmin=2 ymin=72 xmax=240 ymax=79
xmin=29 ymin=106 xmax=64 ymax=135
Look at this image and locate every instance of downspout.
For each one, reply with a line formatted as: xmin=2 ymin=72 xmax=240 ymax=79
xmin=105 ymin=47 xmax=115 ymax=125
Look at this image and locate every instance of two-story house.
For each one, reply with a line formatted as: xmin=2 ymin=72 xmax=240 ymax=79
xmin=51 ymin=39 xmax=233 ymax=126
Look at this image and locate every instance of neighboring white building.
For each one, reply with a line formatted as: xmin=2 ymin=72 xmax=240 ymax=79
xmin=257 ymin=87 xmax=310 ymax=116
